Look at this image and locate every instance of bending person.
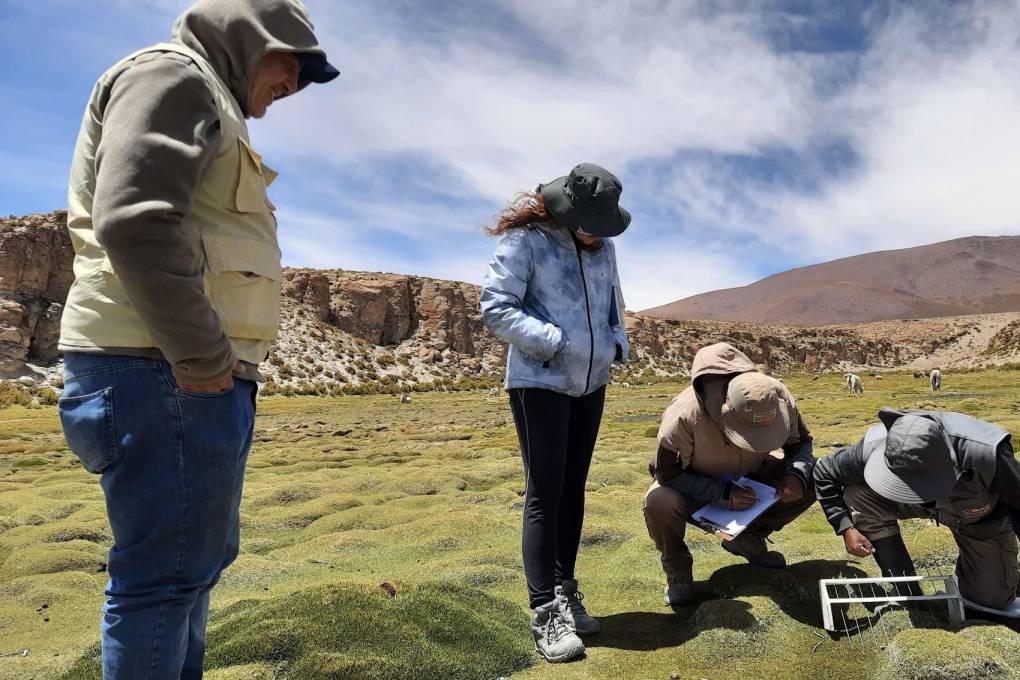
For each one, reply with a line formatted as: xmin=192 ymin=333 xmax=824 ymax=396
xmin=643 ymin=342 xmax=816 ymax=607
xmin=481 ymin=163 xmax=631 ymax=663
xmin=814 ymin=407 xmax=1020 ymax=610
xmin=57 ymin=1 xmax=338 ymax=676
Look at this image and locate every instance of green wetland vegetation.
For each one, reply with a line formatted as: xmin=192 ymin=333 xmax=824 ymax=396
xmin=2 ymin=369 xmax=1020 ymax=679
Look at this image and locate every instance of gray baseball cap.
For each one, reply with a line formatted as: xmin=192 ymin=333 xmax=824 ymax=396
xmin=864 ymin=412 xmax=958 ymax=504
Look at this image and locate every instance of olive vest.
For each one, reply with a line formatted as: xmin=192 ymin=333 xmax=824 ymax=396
xmin=862 ymin=411 xmax=1010 ymax=530
xmin=59 ymin=42 xmax=283 ymax=366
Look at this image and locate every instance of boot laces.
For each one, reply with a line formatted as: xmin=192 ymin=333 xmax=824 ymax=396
xmin=566 ymin=589 xmax=588 ymax=618
xmin=543 ymin=610 xmax=571 ymax=644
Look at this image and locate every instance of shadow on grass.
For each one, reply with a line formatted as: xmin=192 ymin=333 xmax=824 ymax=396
xmin=589 ymin=559 xmax=867 ymax=651
xmin=589 ymin=599 xmax=755 ymax=651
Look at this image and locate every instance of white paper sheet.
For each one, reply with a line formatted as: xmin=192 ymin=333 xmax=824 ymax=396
xmin=691 ymin=477 xmax=780 ymax=539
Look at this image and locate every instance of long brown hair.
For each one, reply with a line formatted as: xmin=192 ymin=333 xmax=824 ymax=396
xmin=484 ymin=191 xmax=562 ymax=236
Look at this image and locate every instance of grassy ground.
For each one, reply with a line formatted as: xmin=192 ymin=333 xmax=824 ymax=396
xmin=2 ymin=370 xmax=1020 ymax=678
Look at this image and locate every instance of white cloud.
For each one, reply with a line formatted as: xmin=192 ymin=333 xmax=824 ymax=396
xmin=764 ymin=2 xmax=1020 ymax=258
xmin=614 ymin=239 xmax=749 ymax=312
xmin=259 ymin=0 xmax=824 ymax=199
xmin=16 ymin=1 xmax=1020 ymax=310
xmin=251 ymin=0 xmax=832 ymax=308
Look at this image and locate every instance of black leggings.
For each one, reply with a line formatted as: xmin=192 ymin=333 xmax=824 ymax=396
xmin=508 ymin=386 xmax=606 ymax=609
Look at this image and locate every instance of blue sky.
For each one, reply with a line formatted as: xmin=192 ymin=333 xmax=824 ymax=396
xmin=2 ymin=0 xmax=1019 ymax=310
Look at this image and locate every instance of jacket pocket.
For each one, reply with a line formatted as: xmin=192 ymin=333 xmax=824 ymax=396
xmin=541 ymin=331 xmax=568 ymax=368
xmin=202 ymin=233 xmax=283 ymax=341
xmin=58 ymin=387 xmax=120 ymax=474
xmin=231 ymin=138 xmax=277 ymax=213
xmin=998 ymin=531 xmax=1019 ymax=592
xmin=609 ymin=285 xmax=620 ymax=327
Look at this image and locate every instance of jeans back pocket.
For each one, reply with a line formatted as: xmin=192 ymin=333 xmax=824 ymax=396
xmin=58 ymin=387 xmax=120 ymax=474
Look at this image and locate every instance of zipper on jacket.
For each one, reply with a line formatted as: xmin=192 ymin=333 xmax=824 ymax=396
xmin=575 ymin=242 xmax=595 ymax=394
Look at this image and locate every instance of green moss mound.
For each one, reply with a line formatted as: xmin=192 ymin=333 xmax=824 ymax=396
xmin=60 ymin=582 xmax=534 ymax=680
xmin=880 ymin=628 xmax=1013 ymax=680
xmin=206 ymin=581 xmax=533 ymax=679
xmin=60 ymin=642 xmax=102 ymax=680
xmin=959 ymin=625 xmax=1020 ymax=669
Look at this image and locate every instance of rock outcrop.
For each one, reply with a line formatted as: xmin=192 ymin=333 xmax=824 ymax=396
xmin=985 ymin=320 xmax=1020 ymax=357
xmin=3 ymin=211 xmax=1020 ymax=390
xmin=0 ymin=211 xmax=73 ymax=377
xmin=282 ymin=269 xmax=491 ymax=356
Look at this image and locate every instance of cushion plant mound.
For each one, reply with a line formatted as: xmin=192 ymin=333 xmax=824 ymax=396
xmin=880 ymin=628 xmax=1013 ymax=680
xmin=205 ymin=581 xmax=534 ymax=679
xmin=60 ymin=582 xmax=533 ymax=680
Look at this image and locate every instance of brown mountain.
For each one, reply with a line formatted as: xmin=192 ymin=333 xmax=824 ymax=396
xmin=642 ymin=236 xmax=1020 ymax=325
xmin=3 ymin=212 xmax=1020 ymax=396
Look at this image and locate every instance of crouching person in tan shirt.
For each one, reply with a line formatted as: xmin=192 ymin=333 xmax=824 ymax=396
xmin=643 ymin=343 xmax=816 ymax=606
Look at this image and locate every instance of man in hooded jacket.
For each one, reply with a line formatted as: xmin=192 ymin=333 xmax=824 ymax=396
xmin=814 ymin=408 xmax=1020 ymax=611
xmin=56 ymin=1 xmax=338 ymax=676
xmin=643 ymin=343 xmax=816 ymax=606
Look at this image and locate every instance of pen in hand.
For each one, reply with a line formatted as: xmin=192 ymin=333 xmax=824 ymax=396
xmin=729 ymin=483 xmax=758 ymax=511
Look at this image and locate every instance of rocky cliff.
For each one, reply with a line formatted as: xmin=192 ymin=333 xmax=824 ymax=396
xmin=0 ymin=211 xmax=74 ymax=377
xmin=3 ymin=211 xmax=1020 ymax=392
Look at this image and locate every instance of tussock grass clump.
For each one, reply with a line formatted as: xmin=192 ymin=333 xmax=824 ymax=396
xmin=203 ymin=581 xmax=533 ymax=679
xmin=0 ymin=383 xmax=33 ymax=408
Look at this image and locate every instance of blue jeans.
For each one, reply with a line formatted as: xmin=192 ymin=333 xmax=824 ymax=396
xmin=58 ymin=353 xmax=256 ymax=679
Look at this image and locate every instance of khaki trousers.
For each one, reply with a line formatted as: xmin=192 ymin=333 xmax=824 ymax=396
xmin=844 ymin=483 xmax=1019 ymax=610
xmin=643 ymin=456 xmax=816 ymax=585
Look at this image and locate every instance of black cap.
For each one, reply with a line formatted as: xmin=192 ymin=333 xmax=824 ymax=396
xmin=539 ymin=163 xmax=631 ymax=237
xmin=297 ymin=53 xmax=340 ymax=86
xmin=864 ymin=409 xmax=958 ymax=504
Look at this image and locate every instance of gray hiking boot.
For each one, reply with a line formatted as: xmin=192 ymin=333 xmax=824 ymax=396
xmin=532 ymin=597 xmax=585 ymax=663
xmin=721 ymin=531 xmax=786 ymax=569
xmin=664 ymin=581 xmax=695 ymax=607
xmin=556 ymin=580 xmax=600 ymax=635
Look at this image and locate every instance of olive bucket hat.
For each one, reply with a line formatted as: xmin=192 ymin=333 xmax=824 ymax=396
xmin=539 ymin=163 xmax=632 ymax=237
xmin=719 ymin=372 xmax=792 ymax=453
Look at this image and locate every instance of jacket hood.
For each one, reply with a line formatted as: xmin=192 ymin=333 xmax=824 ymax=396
xmin=691 ymin=342 xmax=756 ymax=385
xmin=690 ymin=342 xmax=757 ymax=421
xmin=172 ymin=0 xmax=329 ymax=117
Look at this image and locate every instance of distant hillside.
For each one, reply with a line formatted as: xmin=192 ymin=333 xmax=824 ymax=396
xmin=643 ymin=236 xmax=1020 ymax=325
xmin=4 ymin=212 xmax=1020 ymax=396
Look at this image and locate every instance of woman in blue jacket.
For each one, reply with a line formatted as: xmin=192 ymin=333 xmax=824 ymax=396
xmin=481 ymin=163 xmax=630 ymax=663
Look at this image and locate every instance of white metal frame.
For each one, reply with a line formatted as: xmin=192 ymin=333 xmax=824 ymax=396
xmin=819 ymin=575 xmax=966 ymax=632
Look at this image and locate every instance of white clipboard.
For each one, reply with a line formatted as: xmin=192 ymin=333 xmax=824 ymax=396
xmin=691 ymin=477 xmax=780 ymax=540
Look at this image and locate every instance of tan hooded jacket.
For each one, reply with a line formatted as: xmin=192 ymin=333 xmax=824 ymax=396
xmin=652 ymin=343 xmax=813 ymax=487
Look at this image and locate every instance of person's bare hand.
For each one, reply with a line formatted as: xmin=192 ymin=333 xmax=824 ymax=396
xmin=777 ymin=475 xmax=805 ymax=503
xmin=843 ymin=527 xmax=874 ymax=557
xmin=178 ymin=362 xmax=240 ymax=393
xmin=730 ymin=485 xmax=757 ymax=511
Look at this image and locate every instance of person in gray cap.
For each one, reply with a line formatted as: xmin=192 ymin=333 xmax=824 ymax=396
xmin=57 ymin=1 xmax=338 ymax=676
xmin=814 ymin=407 xmax=1020 ymax=610
xmin=481 ymin=163 xmax=630 ymax=663
xmin=643 ymin=342 xmax=816 ymax=607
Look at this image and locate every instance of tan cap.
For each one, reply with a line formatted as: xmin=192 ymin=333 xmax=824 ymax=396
xmin=719 ymin=372 xmax=791 ymax=453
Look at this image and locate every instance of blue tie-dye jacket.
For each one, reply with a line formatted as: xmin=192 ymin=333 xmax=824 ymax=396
xmin=480 ymin=222 xmax=629 ymax=397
